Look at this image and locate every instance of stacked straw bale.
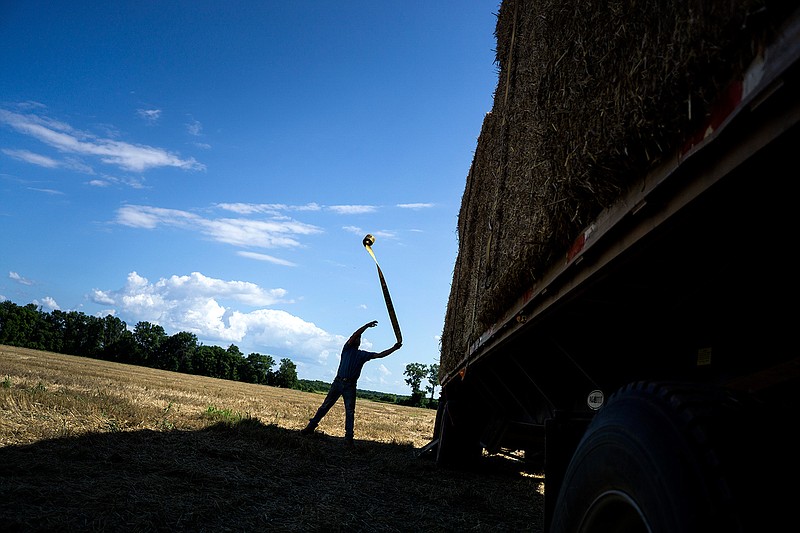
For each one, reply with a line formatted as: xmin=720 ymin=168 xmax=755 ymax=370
xmin=440 ymin=0 xmax=790 ymax=376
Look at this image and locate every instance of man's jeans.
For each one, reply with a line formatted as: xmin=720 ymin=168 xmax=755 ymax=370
xmin=308 ymin=377 xmax=357 ymax=440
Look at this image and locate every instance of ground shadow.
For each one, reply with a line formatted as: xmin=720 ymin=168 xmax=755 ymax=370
xmin=0 ymin=419 xmax=544 ymax=532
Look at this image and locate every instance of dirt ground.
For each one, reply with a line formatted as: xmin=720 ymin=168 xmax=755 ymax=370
xmin=0 ymin=347 xmax=545 ymax=532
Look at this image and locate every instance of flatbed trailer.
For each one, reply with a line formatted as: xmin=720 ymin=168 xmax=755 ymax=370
xmin=432 ymin=6 xmax=800 ymax=532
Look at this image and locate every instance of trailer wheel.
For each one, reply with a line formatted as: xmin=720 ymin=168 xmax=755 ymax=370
xmin=549 ymin=381 xmax=758 ymax=533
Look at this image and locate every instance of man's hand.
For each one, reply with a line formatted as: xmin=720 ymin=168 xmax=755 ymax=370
xmin=366 ymin=320 xmax=378 ymax=328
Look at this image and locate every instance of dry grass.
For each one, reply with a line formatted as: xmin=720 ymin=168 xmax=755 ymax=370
xmin=0 ymin=345 xmax=544 ymax=532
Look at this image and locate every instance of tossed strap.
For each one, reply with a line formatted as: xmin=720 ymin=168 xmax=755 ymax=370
xmin=362 ymin=234 xmax=402 ymax=344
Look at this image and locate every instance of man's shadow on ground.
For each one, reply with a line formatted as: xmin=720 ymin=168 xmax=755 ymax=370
xmin=0 ymin=418 xmax=545 ymax=532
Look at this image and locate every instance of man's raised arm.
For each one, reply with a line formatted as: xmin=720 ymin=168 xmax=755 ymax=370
xmin=375 ymin=341 xmax=402 ymax=359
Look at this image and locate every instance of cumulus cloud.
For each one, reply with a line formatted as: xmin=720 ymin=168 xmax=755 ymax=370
xmin=94 ymin=271 xmax=289 ymax=309
xmin=90 ymin=271 xmax=345 ymax=366
xmin=229 ymin=309 xmax=343 ymax=364
xmin=34 ymin=296 xmax=59 ymax=311
xmin=90 ymin=288 xmax=115 ymax=305
xmin=0 ymin=108 xmax=204 ymax=172
xmin=115 ymin=204 xmax=322 ymax=249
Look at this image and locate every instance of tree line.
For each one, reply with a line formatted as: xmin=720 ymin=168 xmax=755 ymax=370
xmin=0 ymin=300 xmax=298 ymax=388
xmin=0 ymin=300 xmax=437 ymax=406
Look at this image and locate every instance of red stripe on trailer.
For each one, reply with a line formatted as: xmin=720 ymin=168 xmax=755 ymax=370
xmin=681 ymin=80 xmax=744 ymax=155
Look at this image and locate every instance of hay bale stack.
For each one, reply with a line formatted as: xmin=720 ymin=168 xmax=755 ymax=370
xmin=440 ymin=0 xmax=789 ymax=376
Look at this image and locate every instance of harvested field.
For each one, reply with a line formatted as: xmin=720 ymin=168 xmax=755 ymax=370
xmin=0 ymin=346 xmax=544 ymax=532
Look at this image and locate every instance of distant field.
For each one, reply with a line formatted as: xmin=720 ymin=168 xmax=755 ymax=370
xmin=0 ymin=345 xmax=544 ymax=531
xmin=0 ymin=345 xmax=434 ymax=447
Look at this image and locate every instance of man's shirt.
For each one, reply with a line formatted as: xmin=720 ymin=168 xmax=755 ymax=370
xmin=335 ymin=343 xmax=377 ymax=381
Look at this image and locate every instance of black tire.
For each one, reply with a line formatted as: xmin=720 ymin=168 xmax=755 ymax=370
xmin=549 ymin=381 xmax=758 ymax=533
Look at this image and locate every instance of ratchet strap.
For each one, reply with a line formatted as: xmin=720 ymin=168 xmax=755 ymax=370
xmin=363 ymin=234 xmax=402 ymax=344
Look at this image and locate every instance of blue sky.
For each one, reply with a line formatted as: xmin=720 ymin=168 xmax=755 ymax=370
xmin=0 ymin=1 xmax=499 ymax=395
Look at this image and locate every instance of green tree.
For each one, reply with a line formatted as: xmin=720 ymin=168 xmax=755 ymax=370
xmin=99 ymin=314 xmax=128 ymax=360
xmin=404 ymin=362 xmax=427 ymax=406
xmin=191 ymin=345 xmax=219 ymax=377
xmin=274 ymin=357 xmax=298 ymax=389
xmin=158 ymin=331 xmax=198 ymax=372
xmin=425 ymin=363 xmax=440 ymax=403
xmin=110 ymin=329 xmax=137 ymax=363
xmin=0 ymin=302 xmax=47 ymax=349
xmin=61 ymin=311 xmax=103 ymax=357
xmin=42 ymin=308 xmax=66 ymax=353
xmin=217 ymin=344 xmax=243 ymax=381
xmin=133 ymin=321 xmax=167 ymax=366
xmin=241 ymin=352 xmax=275 ymax=384
xmin=404 ymin=363 xmax=427 ymax=395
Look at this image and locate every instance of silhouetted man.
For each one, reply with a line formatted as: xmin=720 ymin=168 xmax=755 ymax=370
xmin=301 ymin=320 xmax=401 ymax=446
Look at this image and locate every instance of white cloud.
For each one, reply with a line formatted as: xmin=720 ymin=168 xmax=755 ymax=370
xmin=2 ymin=148 xmax=98 ymax=175
xmin=204 ymin=218 xmax=317 ymax=248
xmin=328 ymin=205 xmax=376 ymax=215
xmin=218 ymin=202 xmax=382 ymax=217
xmin=90 ymin=270 xmax=345 ymax=366
xmin=116 ymin=205 xmax=199 ymax=229
xmin=115 ymin=204 xmax=323 ymax=249
xmin=137 ymin=108 xmax=161 ymax=123
xmin=34 ymin=296 xmax=59 ymax=311
xmin=29 ymin=187 xmax=64 ymax=195
xmin=91 ymin=271 xmax=288 ymax=311
xmin=237 ymin=251 xmax=296 ymax=266
xmin=216 ymin=202 xmax=322 ymax=215
xmin=91 ymin=289 xmax=115 ymax=305
xmin=88 ymin=174 xmax=146 ymax=189
xmin=229 ymin=309 xmax=342 ymax=363
xmin=9 ymin=271 xmax=33 ymax=285
xmin=0 ymin=108 xmax=204 ymax=172
xmin=397 ymin=203 xmax=434 ymax=209
xmin=343 ymin=226 xmax=395 ymax=240
xmin=160 ymin=271 xmax=288 ymax=306
xmin=2 ymin=148 xmax=59 ymax=168
xmin=186 ymin=118 xmax=202 ymax=136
